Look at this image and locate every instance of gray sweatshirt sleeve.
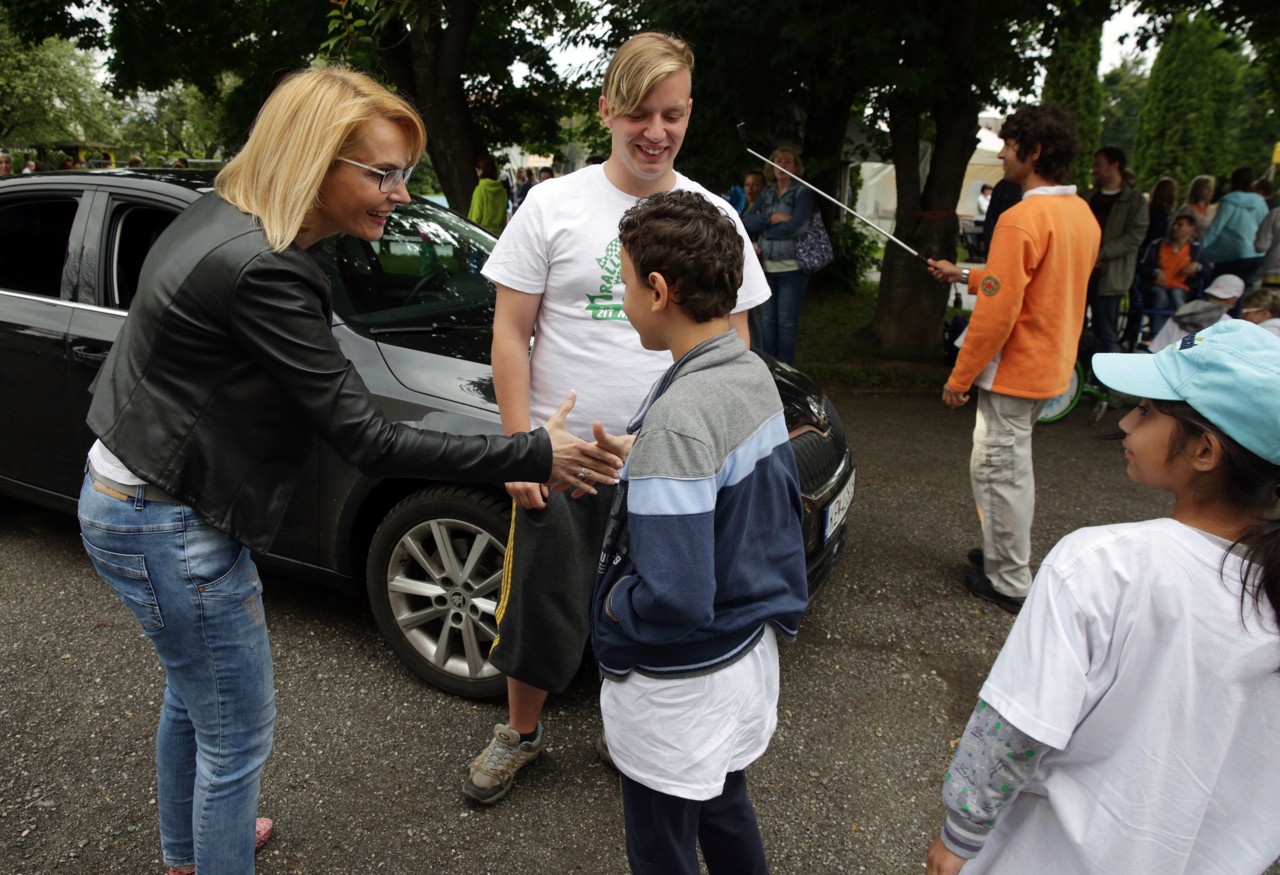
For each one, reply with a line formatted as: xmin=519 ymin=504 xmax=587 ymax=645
xmin=937 ymin=698 xmax=1054 ymax=859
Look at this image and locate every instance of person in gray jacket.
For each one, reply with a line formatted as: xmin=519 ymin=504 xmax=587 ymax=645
xmin=1086 ymin=147 xmax=1148 ymax=360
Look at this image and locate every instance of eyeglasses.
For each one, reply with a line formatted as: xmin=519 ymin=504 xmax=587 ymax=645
xmin=337 ymin=157 xmax=415 ymax=193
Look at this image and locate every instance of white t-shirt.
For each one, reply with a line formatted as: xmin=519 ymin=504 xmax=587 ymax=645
xmin=1257 ymin=316 xmax=1280 ymax=338
xmin=600 ymin=625 xmax=779 ymax=800
xmin=482 ymin=165 xmax=771 ymax=436
xmin=966 ymin=518 xmax=1280 ymax=874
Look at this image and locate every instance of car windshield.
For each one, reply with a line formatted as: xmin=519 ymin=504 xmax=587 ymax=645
xmin=312 ymin=198 xmax=497 ymax=332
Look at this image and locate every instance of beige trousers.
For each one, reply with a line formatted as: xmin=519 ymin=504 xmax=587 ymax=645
xmin=971 ymin=389 xmax=1049 ymax=598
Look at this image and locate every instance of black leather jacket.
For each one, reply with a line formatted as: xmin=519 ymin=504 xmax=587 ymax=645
xmin=88 ymin=194 xmax=550 ymax=551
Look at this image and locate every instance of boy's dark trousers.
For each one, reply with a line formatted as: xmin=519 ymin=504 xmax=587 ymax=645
xmin=620 ymin=770 xmax=769 ymax=875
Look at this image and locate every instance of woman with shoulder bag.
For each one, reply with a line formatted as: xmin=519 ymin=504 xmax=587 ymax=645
xmin=743 ymin=147 xmax=815 ymax=364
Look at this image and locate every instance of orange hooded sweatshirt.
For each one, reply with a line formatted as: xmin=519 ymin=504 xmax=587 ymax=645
xmin=948 ymin=189 xmax=1100 ymax=399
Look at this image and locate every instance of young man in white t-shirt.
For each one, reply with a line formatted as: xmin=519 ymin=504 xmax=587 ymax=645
xmin=463 ymin=31 xmax=771 ymax=805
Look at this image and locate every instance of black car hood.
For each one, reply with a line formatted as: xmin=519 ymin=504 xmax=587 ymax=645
xmin=372 ymin=329 xmax=499 ymax=409
xmin=761 ymin=354 xmax=835 ymax=435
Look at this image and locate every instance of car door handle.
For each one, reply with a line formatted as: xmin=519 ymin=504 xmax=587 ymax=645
xmin=71 ymin=345 xmax=110 ymax=366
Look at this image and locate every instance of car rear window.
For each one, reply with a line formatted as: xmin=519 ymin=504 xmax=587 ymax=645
xmin=0 ymin=197 xmax=78 ymax=297
xmin=109 ymin=204 xmax=178 ymax=309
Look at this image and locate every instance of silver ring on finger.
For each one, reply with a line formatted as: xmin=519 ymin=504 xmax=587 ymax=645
xmin=577 ymin=468 xmax=587 ymax=481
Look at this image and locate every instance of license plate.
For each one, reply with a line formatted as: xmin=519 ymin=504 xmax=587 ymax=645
xmin=824 ymin=470 xmax=856 ymax=542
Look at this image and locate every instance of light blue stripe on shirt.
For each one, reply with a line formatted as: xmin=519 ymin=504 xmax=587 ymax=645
xmin=716 ymin=411 xmax=790 ymax=489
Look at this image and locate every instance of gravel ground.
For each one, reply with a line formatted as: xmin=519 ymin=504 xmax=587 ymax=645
xmin=2 ymin=391 xmax=1275 ymax=874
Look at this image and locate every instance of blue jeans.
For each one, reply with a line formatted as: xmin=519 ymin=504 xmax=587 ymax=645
xmin=756 ymin=269 xmax=809 ymax=364
xmin=1145 ymin=284 xmax=1187 ymax=337
xmin=78 ymin=473 xmax=275 ymax=874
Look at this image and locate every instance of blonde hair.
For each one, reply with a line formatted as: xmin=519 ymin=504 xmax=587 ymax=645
xmin=216 ymin=66 xmax=426 ymax=252
xmin=1243 ymin=287 xmax=1280 ymax=317
xmin=764 ymin=147 xmax=804 ymax=183
xmin=602 ymin=32 xmax=694 ymax=117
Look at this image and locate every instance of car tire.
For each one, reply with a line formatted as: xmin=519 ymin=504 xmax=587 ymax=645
xmin=366 ymin=485 xmax=511 ymax=698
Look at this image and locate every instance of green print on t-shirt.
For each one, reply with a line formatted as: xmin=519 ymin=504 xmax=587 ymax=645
xmin=586 ymin=237 xmax=627 ymax=321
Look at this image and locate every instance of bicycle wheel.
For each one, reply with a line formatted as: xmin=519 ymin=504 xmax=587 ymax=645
xmin=1038 ymin=361 xmax=1083 ymax=423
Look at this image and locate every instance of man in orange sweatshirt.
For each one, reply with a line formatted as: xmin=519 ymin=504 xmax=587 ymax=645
xmin=928 ymin=104 xmax=1101 ymax=613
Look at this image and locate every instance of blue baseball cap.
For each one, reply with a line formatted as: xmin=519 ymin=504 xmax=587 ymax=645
xmin=1092 ymin=320 xmax=1280 ymax=465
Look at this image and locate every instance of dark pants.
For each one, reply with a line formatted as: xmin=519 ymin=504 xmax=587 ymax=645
xmin=1210 ymin=256 xmax=1262 ymax=289
xmin=621 ymin=771 xmax=769 ymax=875
xmin=1086 ymin=274 xmax=1123 ymax=366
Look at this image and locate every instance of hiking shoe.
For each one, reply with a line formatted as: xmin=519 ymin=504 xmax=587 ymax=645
xmin=463 ymin=723 xmax=543 ymax=804
xmin=962 ymin=569 xmax=1025 ymax=615
xmin=967 ymin=547 xmax=984 ymax=570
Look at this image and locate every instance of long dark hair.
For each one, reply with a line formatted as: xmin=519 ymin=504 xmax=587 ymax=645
xmin=1154 ymin=399 xmax=1280 ymax=644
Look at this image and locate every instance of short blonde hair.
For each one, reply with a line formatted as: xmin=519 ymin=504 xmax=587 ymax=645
xmin=602 ymin=32 xmax=694 ymax=118
xmin=216 ymin=66 xmax=426 ymax=252
xmin=1243 ymin=287 xmax=1280 ymax=317
xmin=764 ymin=147 xmax=804 ymax=183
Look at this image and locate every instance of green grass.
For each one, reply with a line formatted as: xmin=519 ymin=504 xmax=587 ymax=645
xmin=792 ymin=277 xmax=953 ymax=392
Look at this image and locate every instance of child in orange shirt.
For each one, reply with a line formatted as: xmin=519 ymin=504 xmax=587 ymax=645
xmin=1139 ymin=209 xmax=1202 ymax=336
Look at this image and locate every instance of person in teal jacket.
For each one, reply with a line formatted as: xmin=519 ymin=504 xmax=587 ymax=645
xmin=1201 ymin=165 xmax=1269 ymax=284
xmin=468 ymin=154 xmax=509 ymax=236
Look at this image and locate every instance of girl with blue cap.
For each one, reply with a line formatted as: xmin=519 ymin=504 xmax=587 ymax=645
xmin=927 ymin=319 xmax=1280 ymax=874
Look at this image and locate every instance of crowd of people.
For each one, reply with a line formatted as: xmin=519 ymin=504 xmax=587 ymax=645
xmin=34 ymin=26 xmax=1279 ymax=875
xmin=0 ymin=150 xmax=200 ymax=172
xmin=1088 ymin=156 xmax=1280 ymax=353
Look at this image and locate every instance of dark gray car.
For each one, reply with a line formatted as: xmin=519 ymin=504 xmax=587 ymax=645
xmin=0 ymin=169 xmax=855 ymax=697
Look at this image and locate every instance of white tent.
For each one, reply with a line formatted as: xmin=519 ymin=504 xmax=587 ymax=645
xmin=853 ymin=121 xmax=1005 ymax=236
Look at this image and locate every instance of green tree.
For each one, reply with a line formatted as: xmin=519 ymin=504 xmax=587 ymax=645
xmin=1132 ymin=12 xmax=1238 ymax=190
xmin=119 ymin=82 xmax=228 ymax=161
xmin=1042 ymin=1 xmax=1107 ymax=188
xmin=611 ymin=0 xmax=1052 ymax=353
xmin=327 ymin=0 xmax=597 ymax=209
xmin=1099 ymin=56 xmax=1148 ymax=163
xmin=4 ymin=0 xmax=598 ymax=210
xmin=3 ymin=0 xmax=329 ymax=154
xmin=0 ymin=11 xmax=119 ymax=145
xmin=1222 ymin=62 xmax=1280 ymax=180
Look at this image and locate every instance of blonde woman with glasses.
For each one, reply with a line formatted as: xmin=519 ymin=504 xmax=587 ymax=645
xmin=77 ymin=67 xmax=620 ymax=875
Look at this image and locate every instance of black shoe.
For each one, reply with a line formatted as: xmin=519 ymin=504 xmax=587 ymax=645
xmin=967 ymin=547 xmax=983 ymax=570
xmin=962 ymin=569 xmax=1025 ymax=615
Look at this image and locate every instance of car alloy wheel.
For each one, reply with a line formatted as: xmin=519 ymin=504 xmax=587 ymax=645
xmin=366 ymin=485 xmax=510 ymax=697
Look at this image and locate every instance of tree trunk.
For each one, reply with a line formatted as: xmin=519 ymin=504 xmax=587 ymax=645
xmin=379 ymin=0 xmax=485 ymax=212
xmin=861 ymin=95 xmax=979 ymax=352
xmin=802 ymin=85 xmax=857 ymax=226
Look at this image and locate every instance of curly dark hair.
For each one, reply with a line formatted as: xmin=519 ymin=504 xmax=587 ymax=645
xmin=998 ymin=104 xmax=1078 ymax=185
xmin=618 ymin=190 xmax=743 ymax=322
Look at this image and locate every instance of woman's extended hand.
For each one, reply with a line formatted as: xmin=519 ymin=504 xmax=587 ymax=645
xmin=552 ymin=420 xmax=635 ymax=499
xmin=542 ymin=391 xmax=622 ymax=495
